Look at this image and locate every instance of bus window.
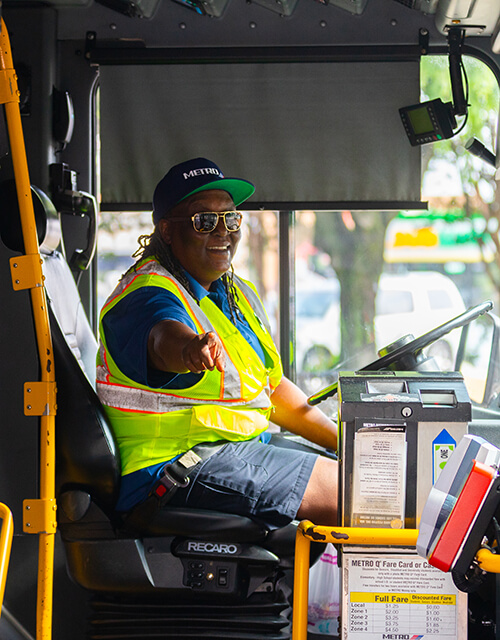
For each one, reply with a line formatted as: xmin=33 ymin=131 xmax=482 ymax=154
xmin=97 ymin=209 xmax=281 ymax=341
xmin=292 ymin=54 xmax=500 ymax=407
xmin=232 ymin=210 xmax=280 ymax=346
xmin=97 ymin=211 xmax=152 ymax=312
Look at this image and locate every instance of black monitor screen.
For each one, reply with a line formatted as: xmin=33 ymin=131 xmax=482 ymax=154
xmin=408 ymin=105 xmax=434 ymax=135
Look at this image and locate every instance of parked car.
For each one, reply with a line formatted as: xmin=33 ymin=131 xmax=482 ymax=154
xmin=374 ymin=271 xmax=466 ymax=369
xmin=296 ymin=271 xmax=466 ymax=375
xmin=295 ymin=275 xmax=341 ymax=373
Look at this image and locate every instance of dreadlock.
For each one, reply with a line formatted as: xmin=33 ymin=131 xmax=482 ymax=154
xmin=132 ymin=226 xmax=243 ymax=324
xmin=132 ymin=228 xmax=198 ymax=301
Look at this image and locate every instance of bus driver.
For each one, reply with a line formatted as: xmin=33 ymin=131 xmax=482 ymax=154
xmin=97 ymin=157 xmax=338 ymax=528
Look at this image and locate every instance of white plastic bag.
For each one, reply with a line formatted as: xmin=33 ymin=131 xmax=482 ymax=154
xmin=307 ymin=543 xmax=340 ymax=636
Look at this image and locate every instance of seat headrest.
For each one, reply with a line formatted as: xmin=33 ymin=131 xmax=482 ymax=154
xmin=0 ymin=180 xmax=62 ymax=255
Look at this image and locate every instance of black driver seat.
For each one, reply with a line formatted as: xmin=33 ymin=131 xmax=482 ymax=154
xmin=26 ymin=186 xmax=299 ymax=638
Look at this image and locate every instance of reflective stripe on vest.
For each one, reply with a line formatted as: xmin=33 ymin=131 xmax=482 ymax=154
xmin=96 ymin=380 xmax=273 ymax=413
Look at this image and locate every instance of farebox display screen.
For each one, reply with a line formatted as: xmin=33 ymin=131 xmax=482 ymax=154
xmin=408 ymin=105 xmax=434 ymax=135
xmin=400 ymin=98 xmax=456 ymax=146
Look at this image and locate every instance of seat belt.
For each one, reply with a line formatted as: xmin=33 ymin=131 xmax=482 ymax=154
xmin=151 ymin=441 xmax=227 ymax=506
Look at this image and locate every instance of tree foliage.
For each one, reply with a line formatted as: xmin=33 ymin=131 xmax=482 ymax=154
xmin=314 ymin=210 xmax=396 ymax=362
xmin=421 ymin=55 xmax=500 ymax=290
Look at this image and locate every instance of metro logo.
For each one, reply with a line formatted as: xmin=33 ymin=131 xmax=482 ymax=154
xmin=183 ymin=168 xmax=223 ymax=179
xmin=381 ymin=635 xmax=424 ymax=639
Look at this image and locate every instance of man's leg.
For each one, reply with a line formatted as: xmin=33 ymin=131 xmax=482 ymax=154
xmin=296 ymin=456 xmax=338 ymax=526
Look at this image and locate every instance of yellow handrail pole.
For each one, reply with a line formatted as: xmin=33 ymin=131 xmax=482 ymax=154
xmin=476 ymin=547 xmax=500 ymax=573
xmin=0 ymin=18 xmax=57 ymax=640
xmin=0 ymin=503 xmax=14 ymax=618
xmin=299 ymin=523 xmax=419 ymax=547
xmin=292 ymin=522 xmax=312 ymax=640
xmin=292 ymin=521 xmax=420 ymax=640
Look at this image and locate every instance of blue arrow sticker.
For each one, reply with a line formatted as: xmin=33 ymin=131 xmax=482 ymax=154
xmin=432 ymin=428 xmax=456 ymax=485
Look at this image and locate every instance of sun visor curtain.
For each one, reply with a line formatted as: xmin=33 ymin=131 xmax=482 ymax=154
xmin=99 ymin=60 xmax=421 ymax=209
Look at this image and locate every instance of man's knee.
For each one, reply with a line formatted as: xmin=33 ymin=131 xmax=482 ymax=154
xmin=297 ymin=456 xmax=338 ymax=526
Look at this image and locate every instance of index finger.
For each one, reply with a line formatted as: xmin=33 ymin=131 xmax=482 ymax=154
xmin=203 ymin=331 xmax=225 ymax=372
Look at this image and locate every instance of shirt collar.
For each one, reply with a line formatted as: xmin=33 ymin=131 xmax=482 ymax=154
xmin=184 ymin=270 xmax=224 ymax=300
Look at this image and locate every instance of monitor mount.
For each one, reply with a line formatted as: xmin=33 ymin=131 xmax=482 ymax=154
xmin=399 ymin=27 xmax=468 ymax=147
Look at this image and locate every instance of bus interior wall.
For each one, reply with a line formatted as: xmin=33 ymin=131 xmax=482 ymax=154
xmin=1 ymin=1 xmax=500 ymax=638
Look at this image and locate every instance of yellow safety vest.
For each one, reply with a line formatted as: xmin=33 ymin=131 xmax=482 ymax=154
xmin=97 ymin=258 xmax=283 ymax=476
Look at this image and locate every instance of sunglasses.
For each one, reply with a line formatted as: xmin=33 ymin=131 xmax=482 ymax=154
xmin=169 ymin=211 xmax=243 ymax=233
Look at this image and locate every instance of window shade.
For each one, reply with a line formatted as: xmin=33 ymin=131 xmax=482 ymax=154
xmin=99 ymin=60 xmax=421 ymax=208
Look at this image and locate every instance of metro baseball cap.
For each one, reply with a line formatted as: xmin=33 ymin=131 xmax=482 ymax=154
xmin=152 ymin=157 xmax=255 ymax=225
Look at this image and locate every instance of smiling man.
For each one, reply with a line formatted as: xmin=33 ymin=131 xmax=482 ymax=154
xmin=97 ymin=157 xmax=338 ymax=530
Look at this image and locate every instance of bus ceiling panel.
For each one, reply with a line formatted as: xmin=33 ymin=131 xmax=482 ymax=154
xmin=435 ymin=0 xmax=500 ymax=39
xmin=7 ymin=0 xmax=500 ymax=50
xmin=99 ymin=60 xmax=422 ymax=208
xmin=53 ymin=0 xmax=441 ymax=48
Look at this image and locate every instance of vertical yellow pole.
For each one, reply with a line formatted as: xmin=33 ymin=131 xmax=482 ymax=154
xmin=0 ymin=18 xmax=56 ymax=640
xmin=292 ymin=524 xmax=312 ymax=640
xmin=0 ymin=503 xmax=14 ymax=617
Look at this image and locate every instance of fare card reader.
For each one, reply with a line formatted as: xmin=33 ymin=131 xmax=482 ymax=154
xmin=418 ymin=434 xmax=500 ymax=580
xmin=338 ymin=371 xmax=470 ymax=640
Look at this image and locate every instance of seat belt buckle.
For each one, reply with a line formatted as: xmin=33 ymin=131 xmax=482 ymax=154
xmin=152 ymin=464 xmax=190 ymax=504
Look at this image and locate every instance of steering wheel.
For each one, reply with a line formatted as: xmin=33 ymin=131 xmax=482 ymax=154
xmin=308 ymin=300 xmax=494 ymax=406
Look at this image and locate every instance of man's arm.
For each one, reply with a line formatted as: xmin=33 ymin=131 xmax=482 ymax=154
xmin=148 ymin=320 xmax=225 ymax=374
xmin=270 ymin=376 xmax=337 ymax=451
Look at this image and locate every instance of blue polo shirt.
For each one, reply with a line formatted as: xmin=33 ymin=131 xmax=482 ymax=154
xmin=101 ymin=269 xmax=269 ymax=511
